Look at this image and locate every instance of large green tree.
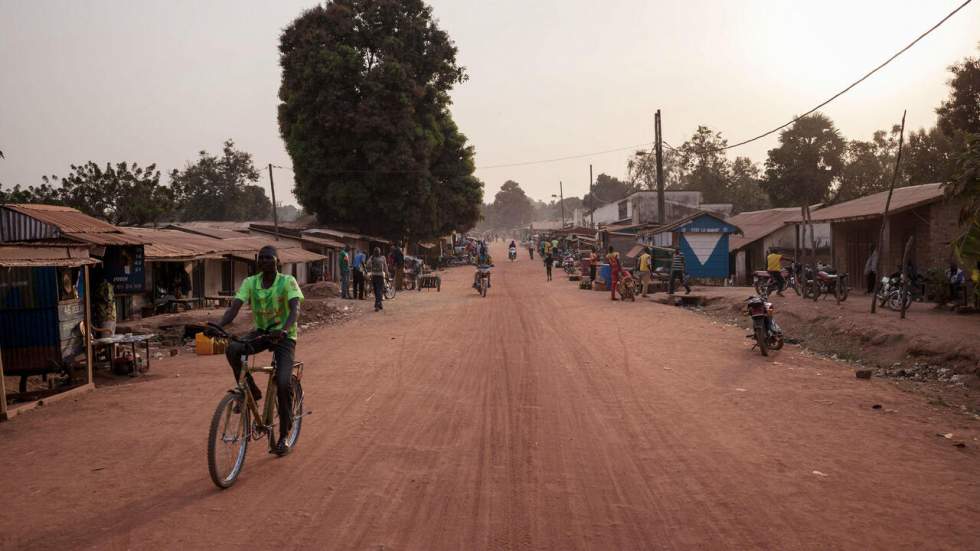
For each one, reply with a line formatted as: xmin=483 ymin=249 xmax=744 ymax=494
xmin=678 ymin=126 xmax=730 ymax=203
xmin=727 ymin=157 xmax=769 ymax=212
xmin=169 ymin=140 xmax=271 ymax=221
xmin=904 ymin=127 xmax=956 ymax=186
xmin=836 ymin=129 xmax=899 ymax=203
xmin=277 ymin=0 xmax=482 ymax=240
xmin=486 ymin=180 xmax=534 ymax=229
xmin=761 ymin=113 xmax=846 ymax=207
xmin=583 ymin=173 xmax=633 ymax=212
xmin=56 ymin=161 xmax=173 ymax=225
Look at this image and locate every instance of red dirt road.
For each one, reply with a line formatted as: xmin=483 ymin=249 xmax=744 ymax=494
xmin=2 ymin=243 xmax=978 ymax=550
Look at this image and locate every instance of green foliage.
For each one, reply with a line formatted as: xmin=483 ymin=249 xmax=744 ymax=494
xmin=904 ymin=127 xmax=956 ymax=186
xmin=584 ymin=173 xmax=634 ymax=211
xmin=277 ymin=0 xmax=481 ymax=240
xmin=626 ymin=148 xmax=685 ymax=191
xmin=762 ymin=113 xmax=846 ymax=207
xmin=1 ymin=162 xmax=173 ymax=226
xmin=727 ymin=157 xmax=769 ymax=212
xmin=169 ymin=140 xmax=271 ymax=222
xmin=937 ymin=53 xmax=980 ymax=139
xmin=836 ymin=128 xmax=900 ymax=203
xmin=678 ymin=126 xmax=730 ymax=203
xmin=483 ymin=180 xmax=534 ymax=230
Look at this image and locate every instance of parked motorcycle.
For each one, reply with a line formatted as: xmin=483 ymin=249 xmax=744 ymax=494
xmin=752 ymin=262 xmax=800 ymax=297
xmin=745 ymin=295 xmax=784 ymax=356
xmin=803 ymin=263 xmax=849 ymax=301
xmin=877 ymin=272 xmax=924 ymax=310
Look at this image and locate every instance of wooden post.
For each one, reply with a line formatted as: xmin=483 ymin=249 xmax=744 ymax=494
xmin=589 ymin=164 xmax=594 ymax=228
xmin=0 ymin=343 xmax=7 ymax=422
xmin=655 ymin=110 xmax=665 ymax=225
xmin=900 ymin=235 xmax=914 ymax=319
xmin=268 ymin=163 xmax=280 ymax=241
xmin=871 ymin=110 xmax=907 ymax=313
xmin=799 ymin=207 xmax=809 ymax=298
xmin=84 ymin=265 xmax=94 ymax=387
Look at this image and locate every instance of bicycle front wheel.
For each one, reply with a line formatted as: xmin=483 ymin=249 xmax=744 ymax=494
xmin=207 ymin=392 xmax=249 ymax=489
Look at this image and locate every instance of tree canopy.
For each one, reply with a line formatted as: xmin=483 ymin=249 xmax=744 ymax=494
xmin=583 ymin=173 xmax=633 ymax=212
xmin=169 ymin=140 xmax=272 ymax=222
xmin=761 ymin=113 xmax=846 ymax=207
xmin=482 ymin=180 xmax=534 ymax=230
xmin=277 ymin=0 xmax=482 ymax=240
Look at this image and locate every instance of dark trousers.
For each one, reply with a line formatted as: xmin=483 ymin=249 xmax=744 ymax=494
xmin=340 ymin=270 xmax=350 ymax=298
xmin=589 ymin=265 xmax=597 ymax=281
xmin=668 ymin=270 xmax=690 ymax=294
xmin=769 ymin=270 xmax=785 ymax=292
xmin=545 ymin=263 xmax=552 ymax=281
xmin=371 ymin=275 xmax=385 ymax=309
xmin=353 ymin=270 xmax=365 ymax=299
xmin=866 ymin=271 xmax=877 ymax=294
xmin=226 ymin=334 xmax=296 ymax=437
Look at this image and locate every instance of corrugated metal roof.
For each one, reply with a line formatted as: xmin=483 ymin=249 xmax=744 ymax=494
xmin=728 ymin=207 xmax=811 ymax=251
xmin=165 ymin=224 xmax=250 ymax=240
xmin=5 ymin=204 xmax=119 ymax=233
xmin=277 ymin=248 xmax=327 ymax=263
xmin=300 ymin=235 xmax=344 ymax=249
xmin=796 ymin=183 xmax=945 ymax=223
xmin=0 ymin=243 xmax=100 ymax=267
xmin=302 ymin=227 xmax=391 ymax=244
xmin=63 ymin=231 xmax=146 ymax=246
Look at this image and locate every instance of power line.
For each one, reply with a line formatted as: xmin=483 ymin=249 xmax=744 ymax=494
xmin=470 ymin=0 xmax=973 ymax=165
xmin=476 ymin=142 xmax=654 ymax=170
xmin=715 ymin=0 xmax=973 ymax=151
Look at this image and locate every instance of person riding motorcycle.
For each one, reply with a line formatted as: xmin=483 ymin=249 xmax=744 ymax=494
xmin=473 ymin=241 xmax=493 ymax=289
xmin=508 ymin=240 xmax=517 ymax=260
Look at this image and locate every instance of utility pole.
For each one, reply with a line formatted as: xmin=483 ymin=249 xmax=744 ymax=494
xmin=559 ymin=180 xmax=566 ymax=228
xmin=268 ymin=163 xmax=280 ymax=241
xmin=589 ymin=164 xmax=594 ymax=228
xmin=654 ymin=109 xmax=665 ymax=225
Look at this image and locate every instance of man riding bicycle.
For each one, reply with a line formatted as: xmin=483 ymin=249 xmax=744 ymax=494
xmin=212 ymin=245 xmax=303 ymax=455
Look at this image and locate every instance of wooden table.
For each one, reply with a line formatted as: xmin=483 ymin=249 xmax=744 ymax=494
xmin=92 ymin=334 xmax=155 ymax=377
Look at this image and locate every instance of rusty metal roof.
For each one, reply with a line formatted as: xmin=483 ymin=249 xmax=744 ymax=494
xmin=796 ymin=183 xmax=946 ymax=224
xmin=5 ymin=204 xmax=119 ymax=233
xmin=0 ymin=243 xmax=100 ymax=267
xmin=63 ymin=231 xmax=146 ymax=246
xmin=728 ymin=207 xmax=811 ymax=251
xmin=164 ymin=224 xmax=250 ymax=240
xmin=299 ymin=235 xmax=345 ymax=249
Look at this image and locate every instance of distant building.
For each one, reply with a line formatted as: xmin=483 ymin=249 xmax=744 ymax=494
xmin=728 ymin=206 xmax=831 ymax=284
xmin=589 ymin=190 xmax=732 ymax=227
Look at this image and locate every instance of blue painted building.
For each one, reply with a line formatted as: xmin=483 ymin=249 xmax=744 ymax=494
xmin=639 ymin=212 xmax=741 ymax=280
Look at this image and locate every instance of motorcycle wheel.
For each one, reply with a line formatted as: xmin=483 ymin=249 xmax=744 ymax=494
xmin=754 ymin=325 xmax=769 ymax=356
xmin=753 ymin=278 xmax=766 ymax=296
xmin=835 ymin=279 xmax=849 ymax=302
xmin=769 ymin=334 xmax=784 ymax=351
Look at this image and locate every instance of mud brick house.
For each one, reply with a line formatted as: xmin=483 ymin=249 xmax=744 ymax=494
xmin=803 ymin=183 xmax=962 ymax=278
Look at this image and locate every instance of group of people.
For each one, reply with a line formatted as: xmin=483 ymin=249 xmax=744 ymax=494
xmin=534 ymin=238 xmax=692 ymax=300
xmin=338 ymin=244 xmax=397 ymax=311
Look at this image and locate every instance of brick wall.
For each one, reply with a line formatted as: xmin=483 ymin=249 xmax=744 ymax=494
xmin=923 ymin=197 xmax=964 ymax=269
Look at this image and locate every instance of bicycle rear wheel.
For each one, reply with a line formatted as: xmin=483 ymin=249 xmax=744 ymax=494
xmin=207 ymin=392 xmax=249 ymax=489
xmin=268 ymin=376 xmax=305 ymax=451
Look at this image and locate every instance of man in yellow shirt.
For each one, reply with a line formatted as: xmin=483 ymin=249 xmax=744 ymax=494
xmin=766 ymin=248 xmax=788 ymax=297
xmin=637 ymin=247 xmax=653 ymax=297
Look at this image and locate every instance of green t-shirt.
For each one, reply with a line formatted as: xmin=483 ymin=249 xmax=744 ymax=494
xmin=235 ymin=273 xmax=305 ymax=340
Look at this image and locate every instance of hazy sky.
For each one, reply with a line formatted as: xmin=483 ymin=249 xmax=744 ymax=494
xmin=1 ymin=0 xmax=977 ymax=208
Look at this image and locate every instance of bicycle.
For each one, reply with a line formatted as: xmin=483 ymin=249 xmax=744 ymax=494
xmin=204 ymin=323 xmax=305 ymax=489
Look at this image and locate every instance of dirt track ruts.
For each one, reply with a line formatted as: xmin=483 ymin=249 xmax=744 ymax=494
xmin=1 ymin=243 xmax=978 ymax=550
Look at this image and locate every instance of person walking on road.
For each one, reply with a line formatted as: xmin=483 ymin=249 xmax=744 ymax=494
xmin=668 ymin=248 xmax=691 ymax=295
xmin=637 ymin=247 xmax=653 ymax=297
xmin=352 ymin=248 xmax=367 ymax=300
xmin=864 ymin=245 xmax=878 ymax=295
xmin=606 ymin=246 xmax=622 ymax=301
xmin=392 ymin=243 xmax=405 ymax=291
xmin=588 ymin=247 xmax=598 ymax=283
xmin=368 ymin=247 xmax=389 ymax=311
xmin=528 ymin=242 xmax=534 ymax=260
xmin=544 ymin=249 xmax=554 ymax=281
xmin=339 ymin=245 xmax=351 ymax=299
